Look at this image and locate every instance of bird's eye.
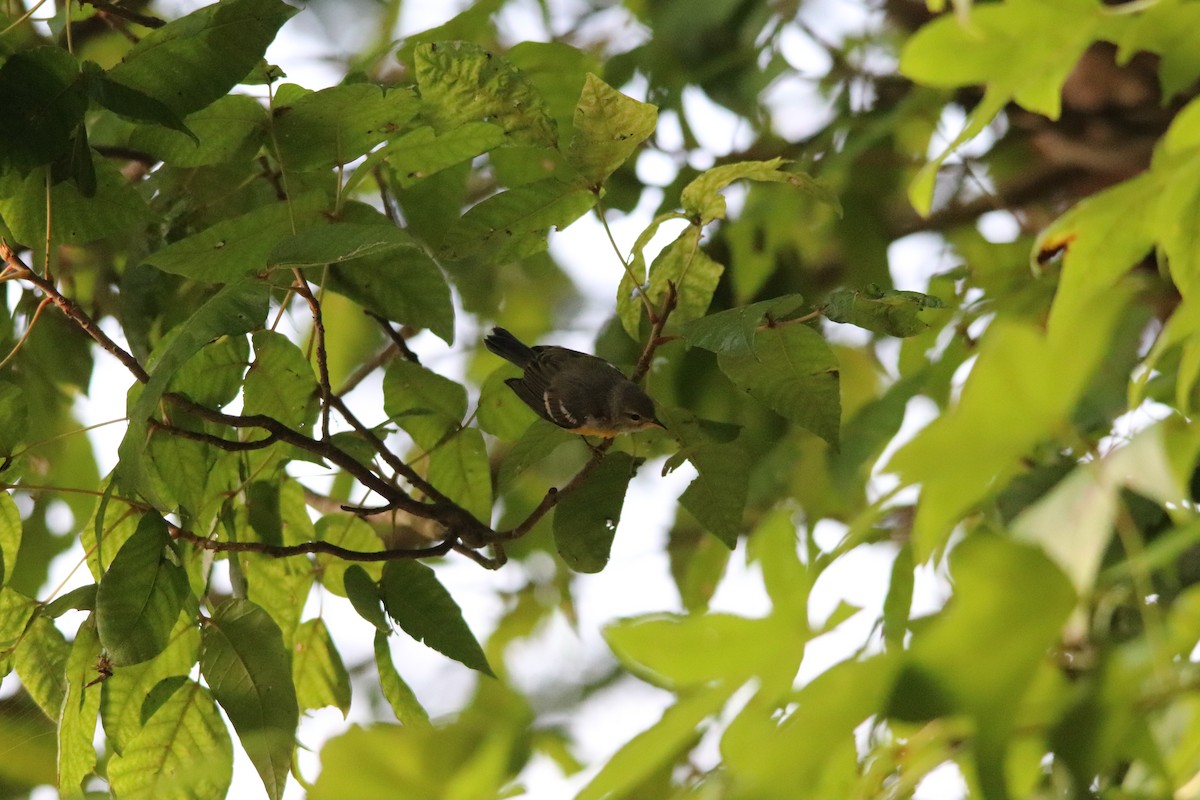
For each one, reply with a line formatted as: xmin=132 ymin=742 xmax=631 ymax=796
xmin=628 ymin=413 xmax=641 ymax=421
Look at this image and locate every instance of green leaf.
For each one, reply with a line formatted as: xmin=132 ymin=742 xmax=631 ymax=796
xmin=58 ymin=616 xmax=102 ymax=800
xmin=107 ymin=678 xmax=233 ymax=800
xmin=343 ymin=565 xmax=389 ymax=632
xmin=43 ymin=584 xmax=97 ymax=618
xmin=680 ymin=158 xmax=839 ymax=224
xmin=717 ymin=324 xmax=841 ymax=448
xmin=679 ymin=440 xmax=750 ymax=548
xmin=427 ymin=429 xmax=492 ymax=523
xmin=323 ymin=245 xmax=455 ymax=345
xmin=678 ymin=294 xmax=808 ymax=354
xmin=0 ymin=492 xmax=20 ymax=590
xmin=81 ymin=62 xmax=196 ymax=142
xmin=822 ymin=285 xmax=946 ymax=337
xmin=143 ymin=192 xmax=328 ymax=282
xmin=414 ymin=41 xmax=557 ymax=147
xmin=382 ymin=359 xmax=467 ymax=451
xmin=575 ymin=681 xmax=733 ymax=800
xmin=293 ymin=618 xmax=351 ymax=717
xmin=272 ymin=84 xmax=419 ymax=170
xmin=477 ymin=365 xmax=538 ymax=440
xmin=243 ymin=330 xmax=319 ymax=433
xmin=566 ymin=73 xmax=657 ymax=186
xmin=200 ymin=598 xmax=298 ymax=800
xmin=0 ymin=588 xmax=37 ymax=677
xmin=167 ymin=334 xmax=250 ymax=409
xmin=882 ymin=543 xmax=914 ymax=650
xmin=439 ymin=177 xmax=596 ymax=262
xmin=269 ymin=222 xmax=416 ymax=268
xmin=887 ymin=534 xmax=1075 ymax=800
xmin=126 ymin=94 xmax=268 ymax=167
xmin=553 ymin=452 xmax=636 ymax=573
xmin=0 ymin=46 xmax=86 ymax=170
xmin=118 ymin=281 xmax=269 ymax=503
xmin=645 ymin=224 xmax=724 ymax=330
xmin=107 ymin=0 xmax=298 ymax=117
xmin=12 ymin=615 xmax=69 ymax=718
xmin=0 ymin=159 xmax=151 ymax=245
xmin=96 ymin=513 xmax=189 ymax=666
xmin=496 ymin=418 xmax=575 ymax=489
xmin=0 ymin=382 xmax=28 ymax=458
xmin=385 ymin=122 xmax=506 ymax=187
xmin=373 ymin=631 xmax=431 ymax=727
xmin=380 ymin=560 xmax=493 ymax=676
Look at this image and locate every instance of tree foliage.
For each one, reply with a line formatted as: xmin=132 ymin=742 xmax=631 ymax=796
xmin=1 ymin=0 xmax=1199 ymax=798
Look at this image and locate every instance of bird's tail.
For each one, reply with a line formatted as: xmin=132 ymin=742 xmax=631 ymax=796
xmin=484 ymin=327 xmax=535 ymax=368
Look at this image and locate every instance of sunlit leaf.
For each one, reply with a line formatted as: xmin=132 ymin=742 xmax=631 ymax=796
xmin=566 ymin=73 xmax=657 ymax=186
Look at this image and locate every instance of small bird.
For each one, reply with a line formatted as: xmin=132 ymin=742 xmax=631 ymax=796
xmin=484 ymin=327 xmax=664 ymax=437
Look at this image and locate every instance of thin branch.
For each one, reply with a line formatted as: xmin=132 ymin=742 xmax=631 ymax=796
xmin=169 ymin=523 xmax=456 ymax=561
xmin=366 ymin=312 xmax=421 ymax=364
xmin=86 ymin=0 xmax=166 ymax=28
xmin=149 ymin=420 xmax=281 ymax=452
xmin=292 ymin=274 xmax=333 ymax=441
xmin=336 ymin=342 xmax=398 ymax=395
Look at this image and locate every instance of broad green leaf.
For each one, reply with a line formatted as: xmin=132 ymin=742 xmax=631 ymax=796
xmin=415 ymin=41 xmax=557 ymax=147
xmin=645 ymin=224 xmax=724 ymax=330
xmin=243 ymin=330 xmax=319 ymax=432
xmin=81 ymin=61 xmax=196 ymax=142
xmin=0 ymin=47 xmax=86 ymax=170
xmin=566 ymin=73 xmax=657 ymax=186
xmin=241 ymin=553 xmax=313 ymax=649
xmin=167 ymin=335 xmax=249 ymax=409
xmin=293 ymin=618 xmax=351 ymax=717
xmin=343 ymin=565 xmax=389 ymax=632
xmin=143 ymin=192 xmax=327 ymax=282
xmin=117 ymin=281 xmax=269 ymax=503
xmin=13 ymin=615 xmax=69 ymax=718
xmin=822 ymin=285 xmax=946 ymax=337
xmin=1107 ymin=3 xmax=1200 ymax=100
xmin=382 ymin=359 xmax=467 ymax=450
xmin=553 ymin=452 xmax=635 ymax=573
xmin=749 ymin=507 xmax=811 ymax=624
xmin=427 ymin=429 xmax=493 ymax=523
xmin=101 ymin=612 xmax=202 ymax=756
xmin=96 ymin=513 xmax=189 ymax=666
xmin=439 ymin=177 xmax=596 ymax=261
xmin=272 ymin=84 xmax=419 ymax=170
xmin=127 ymin=94 xmax=267 ymax=167
xmin=882 ymin=543 xmax=915 ymax=650
xmin=616 ymin=212 xmax=689 ymax=338
xmin=314 ymin=515 xmax=384 ymax=599
xmin=0 ymin=381 xmax=28 ymax=457
xmin=43 ymin=585 xmax=97 ymax=619
xmin=681 ymin=158 xmax=838 ymax=224
xmin=575 ymin=681 xmax=734 ymax=800
xmin=58 ymin=616 xmax=102 ymax=800
xmin=0 ymin=588 xmax=37 ymax=677
xmin=717 ymin=324 xmax=841 ymax=448
xmin=386 ymin=122 xmax=506 ymax=187
xmin=373 ymin=631 xmax=431 ymax=727
xmin=887 ymin=534 xmax=1074 ymax=800
xmin=107 ymin=678 xmax=233 ymax=800
xmin=605 ymin=612 xmax=801 ymax=689
xmin=679 ymin=439 xmax=750 ymax=548
xmin=200 ymin=598 xmax=298 ymax=800
xmin=0 ymin=159 xmax=151 ymax=245
xmin=269 ymin=222 xmax=418 ymax=268
xmin=107 ymin=0 xmax=297 ymax=117
xmin=508 ymin=41 xmax=599 ymax=137
xmin=477 ymin=365 xmax=538 ymax=440
xmin=678 ymin=294 xmax=807 ymax=354
xmin=889 ymin=287 xmax=1130 ymax=560
xmin=380 ymin=560 xmax=493 ymax=676
xmin=496 ymin=419 xmax=575 ymax=489
xmin=0 ymin=492 xmax=20 ymax=589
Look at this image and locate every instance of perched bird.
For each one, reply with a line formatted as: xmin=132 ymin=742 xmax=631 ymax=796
xmin=484 ymin=327 xmax=664 ymax=437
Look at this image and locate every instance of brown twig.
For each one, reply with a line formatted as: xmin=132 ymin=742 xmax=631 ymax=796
xmin=292 ymin=274 xmax=333 ymax=441
xmin=87 ymin=0 xmax=166 ymax=28
xmin=366 ymin=312 xmax=421 ymax=364
xmin=169 ymin=523 xmax=455 ymax=561
xmin=149 ymin=420 xmax=281 ymax=451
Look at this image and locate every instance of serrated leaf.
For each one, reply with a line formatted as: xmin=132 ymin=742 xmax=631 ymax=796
xmin=0 ymin=46 xmax=86 ymax=170
xmin=440 ymin=177 xmax=596 ymax=261
xmin=373 ymin=631 xmax=431 ymax=727
xmin=566 ymin=73 xmax=657 ymax=186
xmin=107 ymin=0 xmax=298 ymax=117
xmin=387 ymin=122 xmax=507 ymax=187
xmin=380 ymin=560 xmax=493 ymax=676
xmin=822 ymin=286 xmax=946 ymax=338
xmin=107 ymin=678 xmax=233 ymax=800
xmin=96 ymin=513 xmax=189 ymax=666
xmin=415 ymin=41 xmax=557 ymax=147
xmin=645 ymin=224 xmax=724 ymax=329
xmin=81 ymin=61 xmax=196 ymax=142
xmin=126 ymin=94 xmax=267 ymax=167
xmin=0 ymin=159 xmax=150 ymax=245
xmin=679 ymin=440 xmax=750 ymax=548
xmin=268 ymin=222 xmax=415 ymax=268
xmin=272 ymin=84 xmax=419 ymax=170
xmin=200 ymin=598 xmax=298 ymax=800
xmin=167 ymin=335 xmax=249 ymax=409
xmin=382 ymin=359 xmax=467 ymax=450
xmin=243 ymin=330 xmax=319 ymax=433
xmin=427 ymin=429 xmax=492 ymax=524
xmin=680 ymin=158 xmax=838 ymax=224
xmin=343 ymin=565 xmax=389 ymax=632
xmin=553 ymin=452 xmax=635 ymax=573
xmin=58 ymin=616 xmax=102 ymax=800
xmin=717 ymin=324 xmax=841 ymax=448
xmin=13 ymin=615 xmax=69 ymax=718
xmin=293 ymin=619 xmax=351 ymax=717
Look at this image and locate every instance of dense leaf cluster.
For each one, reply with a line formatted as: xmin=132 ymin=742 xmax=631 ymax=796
xmin=1 ymin=1 xmax=1199 ymax=799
